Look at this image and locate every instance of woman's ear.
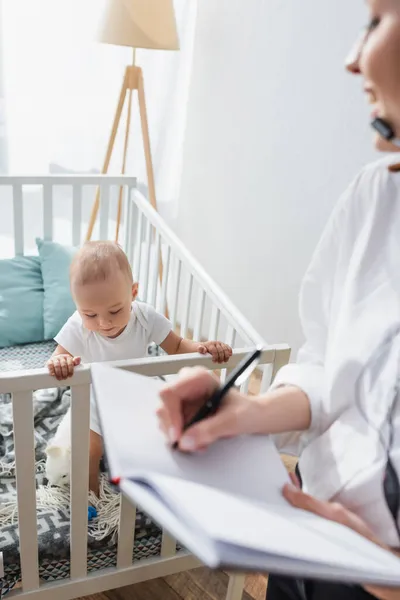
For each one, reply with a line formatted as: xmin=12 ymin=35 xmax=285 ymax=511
xmin=132 ymin=282 xmax=139 ymax=301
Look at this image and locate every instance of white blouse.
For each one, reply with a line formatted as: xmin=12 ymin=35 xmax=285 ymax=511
xmin=272 ymin=155 xmax=400 ymax=547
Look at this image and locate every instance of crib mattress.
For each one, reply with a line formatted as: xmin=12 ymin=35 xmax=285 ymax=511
xmin=0 ymin=341 xmax=57 ymax=372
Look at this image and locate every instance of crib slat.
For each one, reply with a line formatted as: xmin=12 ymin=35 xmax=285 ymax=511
xmin=161 ymin=531 xmax=177 ymax=558
xmin=208 ymin=305 xmax=220 ymax=340
xmin=72 ymin=185 xmax=82 ymax=246
xmin=221 ymin=326 xmax=236 ymax=383
xmin=70 ymin=384 xmax=90 ymax=579
xmin=193 ymin=289 xmax=206 ymax=341
xmin=133 ymin=210 xmax=143 ymax=281
xmin=99 ymin=185 xmax=110 ymax=240
xmin=12 ymin=391 xmax=39 ymax=591
xmin=240 ymin=378 xmax=250 ymax=394
xmin=141 ymin=220 xmax=152 ymax=301
xmin=117 ymin=494 xmax=136 ymax=569
xmin=123 ymin=189 xmax=132 ymax=256
xmin=226 ymin=326 xmax=236 ymax=348
xmin=43 ymin=184 xmax=53 ymax=241
xmin=149 ymin=231 xmax=160 ymax=307
xmin=271 ymin=347 xmax=292 ymax=382
xmin=12 ymin=184 xmax=24 ymax=256
xmin=260 ymin=364 xmax=273 ymax=393
xmin=226 ymin=574 xmax=246 ymax=600
xmin=180 ymin=274 xmax=193 ymax=339
xmin=170 ymin=258 xmax=182 ymax=331
xmin=127 ymin=196 xmax=137 ymax=268
xmin=160 ymin=245 xmax=171 ymax=316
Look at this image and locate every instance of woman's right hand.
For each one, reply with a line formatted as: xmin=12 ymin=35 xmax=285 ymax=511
xmin=157 ymin=367 xmax=261 ymax=452
xmin=158 ymin=367 xmax=312 ymax=452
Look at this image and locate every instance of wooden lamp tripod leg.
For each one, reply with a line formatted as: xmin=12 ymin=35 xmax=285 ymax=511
xmin=85 ymin=64 xmax=169 ymax=317
xmin=137 ymin=69 xmax=157 ymax=212
xmin=85 ymin=70 xmax=129 ymax=242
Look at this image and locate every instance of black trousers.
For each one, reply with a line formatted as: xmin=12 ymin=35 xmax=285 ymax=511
xmin=265 ymin=575 xmax=376 ymax=600
xmin=266 ymin=465 xmax=376 ymax=600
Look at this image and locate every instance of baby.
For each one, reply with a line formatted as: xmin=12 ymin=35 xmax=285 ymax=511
xmin=45 ymin=241 xmax=232 ymax=494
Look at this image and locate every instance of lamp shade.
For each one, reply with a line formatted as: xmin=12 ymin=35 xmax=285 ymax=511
xmin=98 ymin=0 xmax=179 ymax=51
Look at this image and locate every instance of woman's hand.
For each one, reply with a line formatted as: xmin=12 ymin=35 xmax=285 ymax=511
xmin=284 ymin=472 xmax=381 ymax=544
xmin=284 ymin=473 xmax=400 ymax=600
xmin=158 ymin=366 xmax=311 ymax=450
xmin=157 ymin=367 xmax=260 ymax=450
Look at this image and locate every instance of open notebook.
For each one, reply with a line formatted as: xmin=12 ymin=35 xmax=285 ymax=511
xmin=91 ymin=364 xmax=400 ymax=586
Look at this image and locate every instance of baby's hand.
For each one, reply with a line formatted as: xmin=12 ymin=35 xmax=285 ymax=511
xmin=46 ymin=355 xmax=81 ymax=381
xmin=197 ymin=341 xmax=232 ymax=364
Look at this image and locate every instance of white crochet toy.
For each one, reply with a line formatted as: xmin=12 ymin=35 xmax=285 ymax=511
xmin=45 ymin=407 xmax=71 ymax=487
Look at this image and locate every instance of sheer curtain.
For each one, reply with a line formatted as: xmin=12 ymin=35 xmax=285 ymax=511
xmin=1 ymin=0 xmax=197 ymax=224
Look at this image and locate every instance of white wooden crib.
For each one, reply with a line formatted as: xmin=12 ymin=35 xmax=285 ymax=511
xmin=0 ymin=175 xmax=291 ymax=600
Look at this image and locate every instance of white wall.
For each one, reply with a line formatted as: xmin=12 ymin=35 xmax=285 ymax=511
xmin=177 ymin=0 xmax=378 ymax=356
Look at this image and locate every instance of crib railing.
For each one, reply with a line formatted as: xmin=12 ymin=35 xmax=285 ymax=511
xmin=0 ymin=175 xmax=137 ymax=256
xmin=1 ymin=173 xmax=274 ymax=366
xmin=0 ymin=174 xmax=291 ymax=598
xmin=125 ymin=188 xmax=266 ymax=351
xmin=3 ymin=173 xmax=265 ymax=348
xmin=0 ymin=347 xmax=290 ymax=597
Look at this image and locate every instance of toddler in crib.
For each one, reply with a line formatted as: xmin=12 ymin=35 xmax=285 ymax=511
xmin=45 ymin=241 xmax=232 ymax=494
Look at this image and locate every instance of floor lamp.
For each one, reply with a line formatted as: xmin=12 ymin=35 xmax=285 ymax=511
xmin=85 ymin=0 xmax=179 ymax=243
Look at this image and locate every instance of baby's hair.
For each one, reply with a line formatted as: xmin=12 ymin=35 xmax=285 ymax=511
xmin=70 ymin=241 xmax=133 ymax=287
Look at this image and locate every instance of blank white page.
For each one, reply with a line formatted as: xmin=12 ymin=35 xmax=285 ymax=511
xmin=91 ymin=364 xmax=289 ymax=504
xmin=143 ymin=473 xmax=400 ymax=581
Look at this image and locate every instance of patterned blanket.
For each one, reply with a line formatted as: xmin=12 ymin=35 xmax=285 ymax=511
xmin=0 ymin=341 xmax=167 ymax=596
xmin=0 ymin=386 xmax=161 ymax=549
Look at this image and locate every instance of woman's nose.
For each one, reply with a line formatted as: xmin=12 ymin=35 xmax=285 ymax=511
xmin=345 ymin=31 xmax=366 ymax=74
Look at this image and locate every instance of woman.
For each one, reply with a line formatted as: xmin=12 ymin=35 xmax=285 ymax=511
xmin=157 ymin=1 xmax=400 ymax=599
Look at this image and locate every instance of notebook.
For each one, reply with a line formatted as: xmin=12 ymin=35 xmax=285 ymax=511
xmin=91 ymin=363 xmax=400 ymax=586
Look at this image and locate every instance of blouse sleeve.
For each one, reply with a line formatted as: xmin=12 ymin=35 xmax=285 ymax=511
xmin=270 ymin=173 xmax=362 ymax=452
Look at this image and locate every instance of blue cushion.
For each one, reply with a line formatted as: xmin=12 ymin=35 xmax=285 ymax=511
xmin=36 ymin=238 xmax=77 ymax=340
xmin=0 ymin=256 xmax=44 ymax=348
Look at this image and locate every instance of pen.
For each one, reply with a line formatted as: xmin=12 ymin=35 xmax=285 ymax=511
xmin=172 ymin=346 xmax=263 ymax=450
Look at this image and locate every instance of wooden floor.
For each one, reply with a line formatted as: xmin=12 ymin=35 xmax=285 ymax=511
xmin=79 ymin=569 xmax=268 ymax=600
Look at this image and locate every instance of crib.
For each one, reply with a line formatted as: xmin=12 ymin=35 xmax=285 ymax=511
xmin=0 ymin=175 xmax=291 ymax=600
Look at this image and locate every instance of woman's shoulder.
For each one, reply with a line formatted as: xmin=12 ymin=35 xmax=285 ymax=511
xmin=311 ymin=155 xmax=400 ymax=261
xmin=337 ymin=155 xmax=400 ymax=222
xmin=355 ymin=154 xmax=400 ymax=190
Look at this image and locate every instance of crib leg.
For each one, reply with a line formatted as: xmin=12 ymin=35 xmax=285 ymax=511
xmin=160 ymin=531 xmax=177 ymax=558
xmin=225 ymin=574 xmax=245 ymax=600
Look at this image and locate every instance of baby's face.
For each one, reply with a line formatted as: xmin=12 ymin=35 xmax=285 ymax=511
xmin=73 ymin=272 xmax=137 ymax=338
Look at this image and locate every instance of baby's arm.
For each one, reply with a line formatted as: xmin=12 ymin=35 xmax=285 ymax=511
xmin=46 ymin=345 xmax=81 ymax=381
xmin=160 ymin=332 xmax=232 ymax=364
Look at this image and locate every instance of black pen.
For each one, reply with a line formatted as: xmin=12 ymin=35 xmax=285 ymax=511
xmin=172 ymin=346 xmax=263 ymax=450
